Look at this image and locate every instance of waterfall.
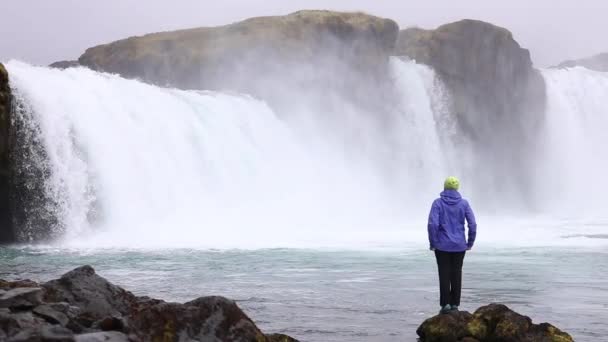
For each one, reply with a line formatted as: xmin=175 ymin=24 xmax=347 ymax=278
xmin=6 ymin=59 xmax=607 ymax=248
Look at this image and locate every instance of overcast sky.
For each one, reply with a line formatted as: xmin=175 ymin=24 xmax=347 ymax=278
xmin=1 ymin=0 xmax=606 ymax=67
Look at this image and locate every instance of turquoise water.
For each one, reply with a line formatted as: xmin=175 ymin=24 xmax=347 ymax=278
xmin=1 ymin=246 xmax=606 ymax=341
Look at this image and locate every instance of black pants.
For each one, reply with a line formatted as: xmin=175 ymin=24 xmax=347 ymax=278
xmin=434 ymin=250 xmax=466 ymax=307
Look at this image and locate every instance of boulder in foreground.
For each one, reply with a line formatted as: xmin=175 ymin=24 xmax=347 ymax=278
xmin=1 ymin=265 xmax=299 ymax=341
xmin=417 ymin=303 xmax=573 ymax=342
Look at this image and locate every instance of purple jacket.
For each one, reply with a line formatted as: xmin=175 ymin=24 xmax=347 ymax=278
xmin=427 ymin=190 xmax=477 ymax=252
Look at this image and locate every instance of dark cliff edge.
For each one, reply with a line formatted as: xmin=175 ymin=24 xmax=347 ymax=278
xmin=555 ymin=52 xmax=608 ymax=72
xmin=417 ymin=303 xmax=573 ymax=342
xmin=0 ymin=63 xmax=14 ymax=244
xmin=0 ymin=265 xmax=299 ymax=341
xmin=395 ymin=20 xmax=547 ymax=201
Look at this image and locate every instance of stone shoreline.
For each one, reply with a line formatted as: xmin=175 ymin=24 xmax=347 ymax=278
xmin=1 ymin=265 xmax=575 ymax=341
xmin=1 ymin=265 xmax=298 ymax=341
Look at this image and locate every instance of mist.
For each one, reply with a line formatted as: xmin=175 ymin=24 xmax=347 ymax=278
xmin=1 ymin=0 xmax=608 ymax=67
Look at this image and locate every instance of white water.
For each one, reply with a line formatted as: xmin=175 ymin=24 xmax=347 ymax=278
xmin=539 ymin=67 xmax=608 ymax=217
xmin=5 ymin=60 xmax=608 ymax=249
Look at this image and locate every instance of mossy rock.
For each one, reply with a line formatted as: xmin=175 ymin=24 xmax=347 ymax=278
xmin=465 ymin=317 xmax=488 ymax=340
xmin=417 ymin=304 xmax=573 ymax=342
xmin=266 ymin=333 xmax=300 ymax=342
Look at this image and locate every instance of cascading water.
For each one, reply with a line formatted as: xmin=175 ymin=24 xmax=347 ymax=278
xmin=5 ymin=59 xmax=608 ymax=248
xmin=538 ymin=67 xmax=608 ymax=217
xmin=6 ymin=59 xmax=456 ymax=248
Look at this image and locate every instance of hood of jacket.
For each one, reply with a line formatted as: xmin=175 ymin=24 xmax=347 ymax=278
xmin=440 ymin=189 xmax=462 ymax=205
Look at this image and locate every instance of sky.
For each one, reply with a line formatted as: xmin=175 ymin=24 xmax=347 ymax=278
xmin=1 ymin=0 xmax=607 ymax=67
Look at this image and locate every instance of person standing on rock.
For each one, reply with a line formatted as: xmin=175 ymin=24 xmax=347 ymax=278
xmin=427 ymin=176 xmax=477 ymax=314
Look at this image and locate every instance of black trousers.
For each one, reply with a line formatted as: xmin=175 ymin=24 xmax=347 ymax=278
xmin=434 ymin=250 xmax=466 ymax=307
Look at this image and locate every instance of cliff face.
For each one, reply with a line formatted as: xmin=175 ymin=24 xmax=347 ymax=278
xmin=0 ymin=63 xmax=13 ymax=243
xmin=78 ymin=10 xmax=398 ymax=111
xmin=395 ymin=20 xmax=546 ymax=198
xmin=396 ymin=20 xmax=545 ymax=137
xmin=556 ymin=52 xmax=608 ymax=72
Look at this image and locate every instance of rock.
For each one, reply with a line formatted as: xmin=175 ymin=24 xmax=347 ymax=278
xmin=417 ymin=303 xmax=573 ymax=342
xmin=49 ymin=61 xmax=81 ymax=69
xmin=0 ymin=62 xmax=13 ymax=244
xmin=556 ymin=52 xmax=608 ymax=72
xmin=416 ymin=310 xmax=473 ymax=341
xmin=91 ymin=316 xmax=126 ymax=332
xmin=76 ymin=10 xmax=398 ymax=113
xmin=395 ymin=20 xmax=546 ymax=198
xmin=74 ymin=331 xmax=129 ymax=342
xmin=129 ymin=296 xmax=267 ymax=341
xmin=43 ymin=265 xmax=138 ymax=320
xmin=33 ymin=304 xmax=70 ymax=326
xmin=33 ymin=266 xmax=300 ymax=341
xmin=0 ymin=287 xmax=44 ymax=309
xmin=267 ymin=333 xmax=301 ymax=341
xmin=8 ymin=325 xmax=74 ymax=342
xmin=47 ymin=302 xmax=82 ymax=320
xmin=0 ymin=310 xmax=49 ymax=338
xmin=0 ymin=279 xmax=40 ymax=290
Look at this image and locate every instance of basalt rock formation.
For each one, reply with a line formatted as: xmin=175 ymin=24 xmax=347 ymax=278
xmin=0 ymin=265 xmax=300 ymax=342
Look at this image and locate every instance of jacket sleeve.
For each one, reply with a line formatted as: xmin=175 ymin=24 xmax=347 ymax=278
xmin=465 ymin=201 xmax=477 ymax=248
xmin=427 ymin=200 xmax=440 ymax=249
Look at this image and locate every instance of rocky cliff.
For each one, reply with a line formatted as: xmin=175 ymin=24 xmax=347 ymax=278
xmin=78 ymin=10 xmax=398 ymax=113
xmin=395 ymin=20 xmax=546 ymax=199
xmin=556 ymin=52 xmax=608 ymax=72
xmin=0 ymin=63 xmax=13 ymax=243
xmin=0 ymin=266 xmax=299 ymax=341
xmin=395 ymin=20 xmax=545 ymax=130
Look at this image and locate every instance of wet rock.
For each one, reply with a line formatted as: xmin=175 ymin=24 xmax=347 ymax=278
xmin=0 ymin=279 xmax=40 ymax=290
xmin=267 ymin=333 xmax=300 ymax=342
xmin=4 ymin=266 xmax=302 ymax=341
xmin=8 ymin=325 xmax=74 ymax=342
xmin=417 ymin=303 xmax=573 ymax=342
xmin=0 ymin=287 xmax=44 ymax=309
xmin=91 ymin=316 xmax=126 ymax=332
xmin=43 ymin=265 xmax=138 ymax=320
xmin=74 ymin=331 xmax=129 ymax=342
xmin=33 ymin=304 xmax=70 ymax=326
xmin=129 ymin=296 xmax=267 ymax=341
xmin=47 ymin=302 xmax=82 ymax=320
xmin=0 ymin=310 xmax=49 ymax=338
xmin=416 ymin=311 xmax=473 ymax=341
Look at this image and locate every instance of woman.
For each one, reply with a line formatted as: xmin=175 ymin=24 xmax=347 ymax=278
xmin=427 ymin=176 xmax=477 ymax=314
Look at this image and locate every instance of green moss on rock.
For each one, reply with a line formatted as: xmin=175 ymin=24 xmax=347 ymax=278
xmin=417 ymin=303 xmax=573 ymax=342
